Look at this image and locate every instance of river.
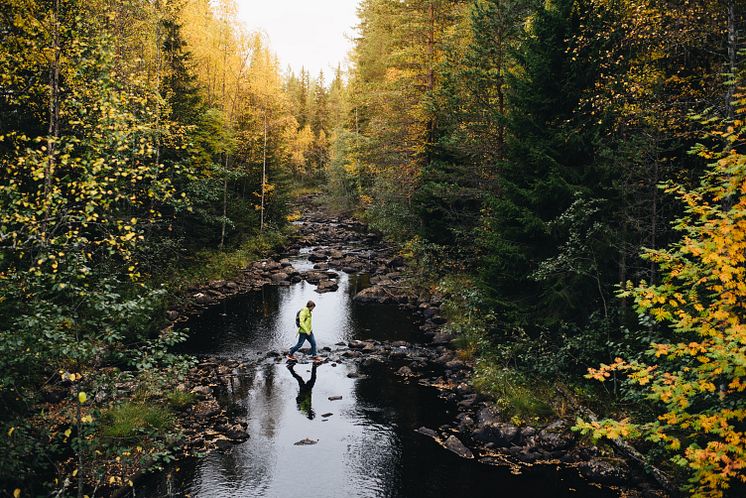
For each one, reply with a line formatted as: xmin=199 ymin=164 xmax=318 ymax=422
xmin=138 ymin=254 xmax=621 ymax=497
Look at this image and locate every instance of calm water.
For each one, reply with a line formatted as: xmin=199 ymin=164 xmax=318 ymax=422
xmin=141 ymin=258 xmax=619 ymax=497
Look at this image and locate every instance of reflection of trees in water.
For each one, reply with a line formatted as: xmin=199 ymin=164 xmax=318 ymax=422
xmin=199 ymin=363 xmax=286 ymax=495
xmin=202 ymin=443 xmax=245 ymax=493
xmin=342 ymin=418 xmax=400 ymax=495
xmin=334 ymin=364 xmax=403 ymax=496
xmin=213 ymin=364 xmax=258 ymax=419
xmin=178 ymin=286 xmax=283 ymax=355
xmin=253 ymin=363 xmax=284 ymax=440
xmin=342 ymin=362 xmax=450 ymax=496
xmin=347 ymin=273 xmax=370 ymax=298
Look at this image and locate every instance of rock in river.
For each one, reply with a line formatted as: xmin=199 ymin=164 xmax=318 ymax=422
xmin=579 ymin=457 xmax=630 ymax=485
xmin=294 ymin=438 xmax=319 ymax=446
xmin=414 ymin=426 xmax=438 ymax=439
xmin=443 ymin=435 xmax=474 ymax=459
xmin=315 ymin=279 xmax=339 ymax=293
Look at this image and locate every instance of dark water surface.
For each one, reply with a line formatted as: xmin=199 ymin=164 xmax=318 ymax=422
xmin=142 ymin=259 xmax=618 ymax=497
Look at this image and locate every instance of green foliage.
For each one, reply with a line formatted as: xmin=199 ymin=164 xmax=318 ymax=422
xmin=325 ymin=129 xmax=363 ymax=212
xmin=0 ymin=270 xmax=167 ymax=400
xmin=164 ymin=227 xmax=290 ymax=291
xmin=415 ymin=158 xmax=484 ymax=250
xmin=477 ymin=0 xmax=597 ymax=328
xmin=0 ymin=1 xmax=293 ymax=494
xmin=0 ymin=421 xmax=59 ymax=492
xmin=364 ymin=173 xmax=421 ymax=243
xmin=580 ymin=100 xmax=746 ymax=497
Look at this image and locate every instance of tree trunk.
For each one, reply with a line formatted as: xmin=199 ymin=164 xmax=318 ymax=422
xmin=219 ymin=154 xmax=228 ymax=250
xmin=650 ymin=156 xmax=658 ymax=285
xmin=725 ymin=0 xmax=737 ymax=120
xmin=260 ymin=112 xmax=268 ymax=232
xmin=43 ymin=0 xmax=61 ymax=244
xmin=426 ymin=1 xmax=436 ymax=150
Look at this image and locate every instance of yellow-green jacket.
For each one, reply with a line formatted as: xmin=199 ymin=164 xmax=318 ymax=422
xmin=298 ymin=306 xmax=313 ymax=334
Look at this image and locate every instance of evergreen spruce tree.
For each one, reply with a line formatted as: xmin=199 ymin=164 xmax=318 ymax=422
xmin=416 ymin=0 xmax=535 ymax=252
xmin=478 ymin=0 xmax=596 ymax=328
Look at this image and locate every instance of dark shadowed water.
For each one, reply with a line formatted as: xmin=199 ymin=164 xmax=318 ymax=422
xmin=140 ymin=259 xmax=620 ymax=498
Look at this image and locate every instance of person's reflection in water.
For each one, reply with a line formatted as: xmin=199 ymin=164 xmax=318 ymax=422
xmin=287 ymin=363 xmax=318 ymax=420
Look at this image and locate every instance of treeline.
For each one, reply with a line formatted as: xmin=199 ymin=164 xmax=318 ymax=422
xmin=329 ymin=0 xmax=744 ymax=495
xmin=285 ymin=66 xmax=347 ymax=178
xmin=0 ymin=0 xmax=305 ymax=494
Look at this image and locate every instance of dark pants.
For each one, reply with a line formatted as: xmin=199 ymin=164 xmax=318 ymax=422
xmin=289 ymin=333 xmax=317 ymax=356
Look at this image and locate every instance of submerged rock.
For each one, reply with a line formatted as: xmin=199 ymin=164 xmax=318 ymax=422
xmin=294 ymin=438 xmax=319 ymax=446
xmin=414 ymin=426 xmax=438 ymax=439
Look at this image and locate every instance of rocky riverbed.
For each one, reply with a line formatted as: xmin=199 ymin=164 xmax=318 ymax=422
xmin=156 ymin=196 xmax=669 ymax=498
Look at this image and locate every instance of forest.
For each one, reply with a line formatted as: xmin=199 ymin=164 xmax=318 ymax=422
xmin=0 ymin=0 xmax=744 ymax=497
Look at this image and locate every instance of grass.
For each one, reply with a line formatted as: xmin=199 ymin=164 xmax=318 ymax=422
xmin=164 ymin=227 xmax=292 ymax=292
xmin=99 ymin=402 xmax=175 ymax=440
xmin=289 ymin=184 xmax=323 ymax=198
xmin=166 ymin=390 xmax=196 ymax=411
xmin=472 ymin=362 xmax=555 ymax=423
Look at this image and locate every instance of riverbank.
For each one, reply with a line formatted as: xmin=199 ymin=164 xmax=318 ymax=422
xmin=113 ymin=195 xmax=671 ymax=498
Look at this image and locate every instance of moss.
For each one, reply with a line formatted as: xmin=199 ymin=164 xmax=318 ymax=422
xmin=99 ymin=402 xmax=175 ymax=440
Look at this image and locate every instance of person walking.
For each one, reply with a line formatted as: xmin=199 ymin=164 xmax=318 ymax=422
xmin=287 ymin=300 xmax=322 ymax=363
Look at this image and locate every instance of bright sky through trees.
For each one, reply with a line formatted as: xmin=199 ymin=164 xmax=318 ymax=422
xmin=235 ymin=0 xmax=360 ymax=76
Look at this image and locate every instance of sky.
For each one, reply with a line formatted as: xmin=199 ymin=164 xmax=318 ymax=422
xmin=235 ymin=0 xmax=360 ymax=78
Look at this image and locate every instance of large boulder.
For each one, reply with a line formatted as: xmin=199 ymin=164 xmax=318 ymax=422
xmin=536 ymin=419 xmax=577 ymax=451
xmin=301 ymin=271 xmax=327 ymax=284
xmin=472 ymin=407 xmax=521 ymax=446
xmin=315 ymin=279 xmax=339 ymax=293
xmin=353 ymin=286 xmax=393 ymax=304
xmin=308 ymin=252 xmax=327 ymax=262
xmin=431 ymin=331 xmax=455 ymax=346
xmin=193 ymin=292 xmax=212 ymax=305
xmin=269 ymin=272 xmax=289 ymax=284
xmin=192 ymin=399 xmax=220 ymax=419
xmin=579 ymin=457 xmax=630 ymax=485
